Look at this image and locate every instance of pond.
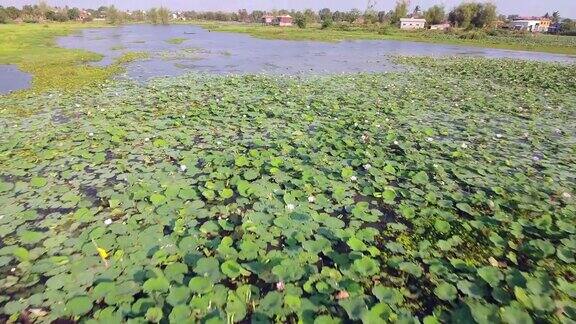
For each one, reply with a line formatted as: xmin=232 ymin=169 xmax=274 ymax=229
xmin=0 ymin=65 xmax=32 ymax=95
xmin=1 ymin=24 xmax=574 ymax=94
xmin=56 ymin=24 xmax=574 ymax=83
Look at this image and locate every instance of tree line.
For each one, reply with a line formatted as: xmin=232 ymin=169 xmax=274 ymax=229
xmin=1 ymin=0 xmax=575 ymax=34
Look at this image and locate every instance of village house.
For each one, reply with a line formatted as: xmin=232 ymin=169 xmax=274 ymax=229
xmin=509 ymin=17 xmax=551 ymax=32
xmin=78 ymin=9 xmax=91 ymax=21
xmin=429 ymin=22 xmax=451 ymax=30
xmin=399 ymin=18 xmax=426 ymax=30
xmin=261 ymin=15 xmax=274 ymax=25
xmin=261 ymin=14 xmax=293 ymax=27
xmin=274 ymin=15 xmax=293 ymax=27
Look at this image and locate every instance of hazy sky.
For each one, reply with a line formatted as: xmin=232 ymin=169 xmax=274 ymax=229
xmin=2 ymin=0 xmax=575 ymax=16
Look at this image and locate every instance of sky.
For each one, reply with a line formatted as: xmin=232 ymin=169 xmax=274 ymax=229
xmin=2 ymin=0 xmax=575 ymax=17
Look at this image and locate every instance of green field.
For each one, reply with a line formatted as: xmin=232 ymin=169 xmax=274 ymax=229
xmin=1 ymin=22 xmax=576 ymax=323
xmin=196 ymin=21 xmax=576 ymax=55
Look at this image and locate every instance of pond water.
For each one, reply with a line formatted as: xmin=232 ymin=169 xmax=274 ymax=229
xmin=56 ymin=24 xmax=574 ymax=82
xmin=1 ymin=24 xmax=574 ymax=94
xmin=0 ymin=65 xmax=32 ymax=95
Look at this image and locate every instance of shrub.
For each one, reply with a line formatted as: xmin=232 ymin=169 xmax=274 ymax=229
xmin=378 ymin=25 xmax=392 ymax=35
xmin=321 ymin=18 xmax=333 ymax=29
xmin=458 ymin=30 xmax=487 ymax=40
xmin=295 ymin=16 xmax=306 ymax=29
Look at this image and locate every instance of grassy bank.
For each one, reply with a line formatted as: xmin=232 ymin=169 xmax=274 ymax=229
xmin=0 ymin=22 xmax=150 ymax=95
xmin=195 ymin=21 xmax=576 ymax=55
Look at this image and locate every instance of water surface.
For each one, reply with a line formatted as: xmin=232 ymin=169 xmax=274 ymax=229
xmin=0 ymin=65 xmax=32 ymax=95
xmin=56 ymin=24 xmax=575 ymax=83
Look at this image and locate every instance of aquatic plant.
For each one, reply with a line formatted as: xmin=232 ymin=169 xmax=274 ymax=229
xmin=0 ymin=57 xmax=575 ymax=323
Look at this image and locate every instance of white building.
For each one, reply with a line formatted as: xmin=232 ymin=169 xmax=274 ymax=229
xmin=430 ymin=22 xmax=451 ymax=30
xmin=509 ymin=19 xmax=549 ymax=32
xmin=400 ymin=18 xmax=426 ymax=30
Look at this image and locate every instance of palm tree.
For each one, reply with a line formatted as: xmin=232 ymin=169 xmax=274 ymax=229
xmin=552 ymin=11 xmax=560 ymax=23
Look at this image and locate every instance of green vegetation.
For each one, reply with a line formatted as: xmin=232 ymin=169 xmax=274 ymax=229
xmin=0 ymin=23 xmax=150 ymax=94
xmin=0 ymin=23 xmax=114 ymax=93
xmin=147 ymin=6 xmax=171 ymax=25
xmin=197 ymin=22 xmax=576 ymax=55
xmin=1 ymin=56 xmax=575 ymax=322
xmin=166 ymin=37 xmax=187 ymax=45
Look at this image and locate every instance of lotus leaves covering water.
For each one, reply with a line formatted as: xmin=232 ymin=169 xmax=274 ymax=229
xmin=0 ymin=57 xmax=575 ymax=323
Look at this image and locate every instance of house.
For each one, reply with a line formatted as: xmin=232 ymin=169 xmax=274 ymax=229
xmin=509 ymin=17 xmax=551 ymax=32
xmin=274 ymin=15 xmax=293 ymax=27
xmin=400 ymin=18 xmax=426 ymax=30
xmin=78 ymin=9 xmax=91 ymax=21
xmin=429 ymin=22 xmax=451 ymax=30
xmin=261 ymin=15 xmax=274 ymax=25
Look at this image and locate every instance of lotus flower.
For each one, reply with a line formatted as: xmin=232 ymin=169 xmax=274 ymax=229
xmin=276 ymin=281 xmax=285 ymax=291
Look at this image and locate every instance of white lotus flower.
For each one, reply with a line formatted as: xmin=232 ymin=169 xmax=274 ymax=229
xmin=532 ymin=156 xmax=540 ymax=162
xmin=180 ymin=164 xmax=187 ymax=172
xmin=286 ymin=204 xmax=295 ymax=211
xmin=88 ymin=132 xmax=94 ymax=137
xmin=308 ymin=196 xmax=315 ymax=203
xmin=104 ymin=219 xmax=113 ymax=226
xmin=10 ymin=268 xmax=16 ymax=272
xmin=393 ymin=141 xmax=399 ymax=145
xmin=350 ymin=176 xmax=358 ymax=181
xmin=363 ymin=164 xmax=372 ymax=170
xmin=376 ymin=124 xmax=381 ymax=128
xmin=562 ymin=192 xmax=572 ymax=198
xmin=144 ymin=137 xmax=150 ymax=142
xmin=217 ymin=141 xmax=222 ymax=145
xmin=496 ymin=134 xmax=503 ymax=138
xmin=426 ymin=137 xmax=434 ymax=142
xmin=461 ymin=143 xmax=468 ymax=149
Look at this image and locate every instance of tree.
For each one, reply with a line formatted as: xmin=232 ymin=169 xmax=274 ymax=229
xmin=413 ymin=5 xmax=422 ymax=18
xmin=294 ymin=13 xmax=306 ymax=28
xmin=559 ymin=18 xmax=575 ymax=33
xmin=37 ymin=0 xmax=49 ymax=19
xmin=378 ymin=11 xmax=388 ymax=23
xmin=332 ymin=11 xmax=345 ymax=22
xmin=67 ymin=7 xmax=80 ymax=20
xmin=147 ymin=8 xmax=158 ymax=24
xmin=552 ymin=11 xmax=560 ymax=23
xmin=303 ymin=9 xmax=317 ymax=23
xmin=448 ymin=2 xmax=496 ymax=29
xmin=472 ymin=3 xmax=496 ymax=28
xmin=5 ymin=6 xmax=21 ymax=20
xmin=424 ymin=5 xmax=445 ymax=25
xmin=391 ymin=0 xmax=409 ymax=24
xmin=158 ymin=6 xmax=170 ymax=24
xmin=345 ymin=9 xmax=361 ymax=23
xmin=106 ymin=5 xmax=124 ymax=25
xmin=364 ymin=0 xmax=378 ymax=24
xmin=319 ymin=8 xmax=331 ymax=22
xmin=237 ymin=9 xmax=248 ymax=22
xmin=0 ymin=6 xmax=8 ymax=24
